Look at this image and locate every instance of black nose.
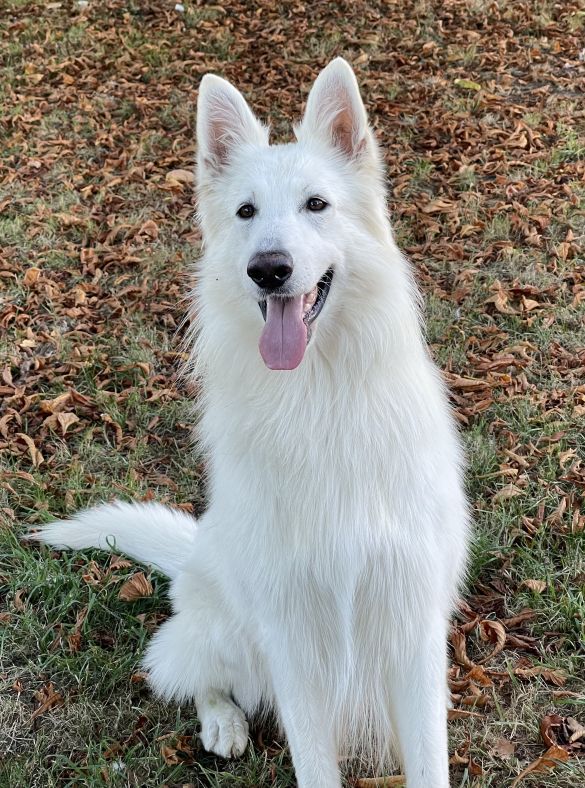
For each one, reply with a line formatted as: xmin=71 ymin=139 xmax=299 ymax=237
xmin=247 ymin=251 xmax=293 ymax=291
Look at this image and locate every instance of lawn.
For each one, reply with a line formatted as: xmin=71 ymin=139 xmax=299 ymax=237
xmin=0 ymin=1 xmax=584 ymax=786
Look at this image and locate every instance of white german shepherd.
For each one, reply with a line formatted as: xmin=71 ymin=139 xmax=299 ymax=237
xmin=32 ymin=59 xmax=469 ymax=787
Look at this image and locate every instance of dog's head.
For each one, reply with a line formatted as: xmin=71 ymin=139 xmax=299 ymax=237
xmin=196 ymin=58 xmax=387 ymax=371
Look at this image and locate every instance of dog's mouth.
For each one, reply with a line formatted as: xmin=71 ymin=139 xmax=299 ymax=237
xmin=258 ymin=268 xmax=334 ymax=371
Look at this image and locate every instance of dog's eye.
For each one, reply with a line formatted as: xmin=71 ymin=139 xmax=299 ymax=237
xmin=237 ymin=204 xmax=255 ymax=219
xmin=306 ymin=197 xmax=327 ymax=212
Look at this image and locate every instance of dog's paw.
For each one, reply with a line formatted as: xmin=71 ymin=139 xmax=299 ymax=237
xmin=199 ymin=698 xmax=249 ymax=758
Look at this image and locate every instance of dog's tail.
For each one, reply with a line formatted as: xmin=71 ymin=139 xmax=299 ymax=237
xmin=28 ymin=501 xmax=196 ymax=578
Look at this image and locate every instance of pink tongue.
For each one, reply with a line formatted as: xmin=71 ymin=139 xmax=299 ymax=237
xmin=259 ymin=296 xmax=308 ymax=370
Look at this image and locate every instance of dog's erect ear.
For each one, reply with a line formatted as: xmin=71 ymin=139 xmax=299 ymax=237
xmin=298 ymin=58 xmax=370 ymax=160
xmin=197 ymin=74 xmax=268 ymax=173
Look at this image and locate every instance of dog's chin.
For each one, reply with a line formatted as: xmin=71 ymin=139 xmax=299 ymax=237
xmin=257 ymin=268 xmax=334 ymax=371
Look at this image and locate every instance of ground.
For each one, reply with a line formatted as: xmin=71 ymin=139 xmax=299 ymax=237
xmin=0 ymin=1 xmax=584 ymax=786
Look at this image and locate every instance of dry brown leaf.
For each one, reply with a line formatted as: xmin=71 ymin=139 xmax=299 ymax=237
xmin=541 ymin=713 xmax=564 ymax=748
xmin=505 ymin=632 xmax=538 ymax=652
xmin=101 ymin=413 xmax=123 ymax=447
xmin=160 ymin=734 xmax=195 ymax=765
xmin=485 ymin=282 xmax=518 ymax=314
xmin=521 ymin=578 xmax=546 ymax=593
xmin=355 ymin=778 xmax=405 ymax=787
xmin=450 ymin=627 xmax=474 ymax=668
xmin=515 ymin=666 xmax=566 ymax=686
xmin=166 ymin=168 xmax=194 ymax=184
xmin=13 ymin=589 xmax=27 ymax=612
xmin=448 ymin=708 xmax=482 ymax=720
xmin=466 ymin=664 xmax=493 ymax=687
xmin=109 ymin=555 xmax=133 ymax=571
xmin=567 ymin=717 xmax=585 ymax=745
xmin=421 ymin=198 xmax=457 ymax=214
xmin=31 ymin=682 xmax=64 ymax=721
xmin=510 ymin=744 xmax=569 ymax=787
xmin=501 ymin=608 xmax=537 ymax=628
xmin=82 ymin=560 xmax=105 ymax=587
xmin=540 ymin=713 xmax=585 ymax=752
xmin=478 ymin=619 xmax=506 ymax=662
xmin=461 ymin=691 xmax=490 ymax=708
xmin=39 ymin=392 xmax=71 ymax=413
xmin=57 ymin=412 xmax=80 ymax=435
xmin=118 ymin=571 xmax=153 ymax=602
xmin=23 ymin=267 xmax=41 ymax=286
xmin=490 ymin=738 xmax=516 ymax=760
xmin=16 ymin=433 xmax=44 ymax=466
xmin=138 ymin=219 xmax=159 ymax=239
xmin=551 ymin=691 xmax=583 ymax=701
xmin=493 ymin=483 xmax=522 ymax=502
xmin=468 ymin=757 xmax=484 ymax=776
xmin=43 ymin=412 xmax=80 ymax=435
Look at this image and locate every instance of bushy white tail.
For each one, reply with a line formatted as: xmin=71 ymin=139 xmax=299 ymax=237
xmin=29 ymin=501 xmax=196 ymax=578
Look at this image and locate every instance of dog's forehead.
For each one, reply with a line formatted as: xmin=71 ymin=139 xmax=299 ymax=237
xmin=230 ymin=143 xmax=336 ymax=196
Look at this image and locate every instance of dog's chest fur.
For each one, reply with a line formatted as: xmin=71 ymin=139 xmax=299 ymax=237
xmin=198 ymin=342 xmax=461 ymax=602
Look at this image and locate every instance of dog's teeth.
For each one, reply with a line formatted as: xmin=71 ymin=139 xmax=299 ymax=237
xmin=303 ymin=287 xmax=318 ymax=312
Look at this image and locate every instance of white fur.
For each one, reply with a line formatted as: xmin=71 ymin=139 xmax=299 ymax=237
xmin=30 ymin=58 xmax=470 ymax=787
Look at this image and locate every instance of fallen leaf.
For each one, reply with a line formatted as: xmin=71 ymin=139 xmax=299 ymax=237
xmin=478 ymin=619 xmax=506 ymax=662
xmin=13 ymin=589 xmax=27 ymax=612
xmin=31 ymin=682 xmax=64 ymax=721
xmin=490 ymin=738 xmax=516 ymax=760
xmin=493 ymin=483 xmax=523 ymax=502
xmin=510 ymin=744 xmax=569 ymax=787
xmin=450 ymin=627 xmax=474 ymax=668
xmin=109 ymin=555 xmax=133 ymax=571
xmin=521 ymin=578 xmax=546 ymax=593
xmin=541 ymin=713 xmax=564 ymax=748
xmin=521 ymin=296 xmax=541 ymax=311
xmin=515 ymin=667 xmax=566 ymax=686
xmin=160 ymin=734 xmax=195 ymax=765
xmin=165 ymin=168 xmax=194 ymax=184
xmin=57 ymin=412 xmax=80 ymax=435
xmin=118 ymin=571 xmax=153 ymax=602
xmin=421 ymin=198 xmax=457 ymax=214
xmin=567 ymin=717 xmax=585 ymax=746
xmin=540 ymin=713 xmax=585 ymax=752
xmin=16 ymin=433 xmax=44 ymax=466
xmin=448 ymin=708 xmax=482 ymax=720
xmin=23 ymin=267 xmax=41 ymax=286
xmin=43 ymin=412 xmax=80 ymax=435
xmin=138 ymin=219 xmax=159 ymax=239
xmin=39 ymin=392 xmax=71 ymax=413
xmin=501 ymin=608 xmax=537 ymax=628
xmin=466 ymin=664 xmax=493 ymax=687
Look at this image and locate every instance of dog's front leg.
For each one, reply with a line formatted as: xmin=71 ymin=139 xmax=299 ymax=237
xmin=389 ymin=618 xmax=450 ymax=788
xmin=269 ymin=656 xmax=341 ymax=788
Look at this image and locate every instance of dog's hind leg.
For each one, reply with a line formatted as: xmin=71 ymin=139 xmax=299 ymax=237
xmin=143 ymin=570 xmax=266 ymax=759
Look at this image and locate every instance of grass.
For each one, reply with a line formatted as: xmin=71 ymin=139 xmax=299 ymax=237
xmin=1 ymin=0 xmax=584 ymax=786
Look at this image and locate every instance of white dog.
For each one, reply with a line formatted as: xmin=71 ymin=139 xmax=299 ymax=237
xmin=32 ymin=59 xmax=470 ymax=787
